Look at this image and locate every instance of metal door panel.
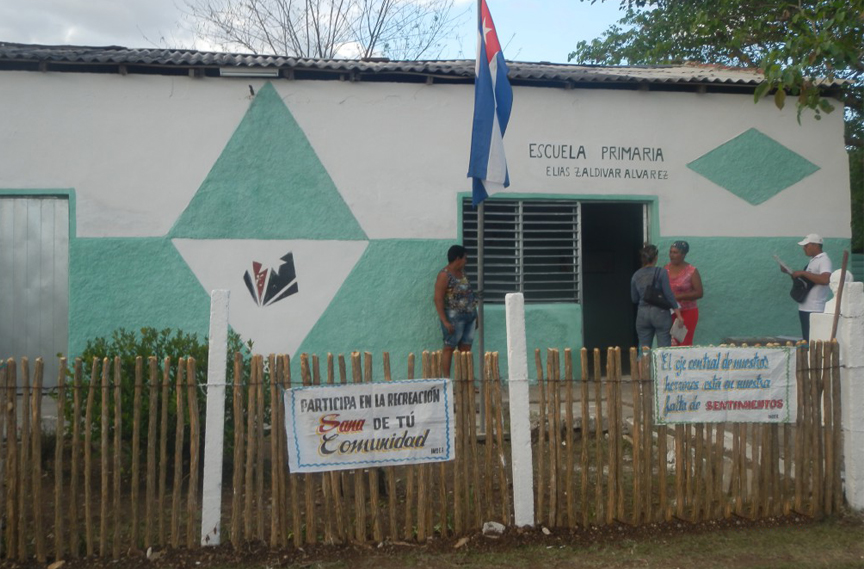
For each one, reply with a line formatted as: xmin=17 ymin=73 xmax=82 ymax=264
xmin=0 ymin=196 xmax=69 ymax=388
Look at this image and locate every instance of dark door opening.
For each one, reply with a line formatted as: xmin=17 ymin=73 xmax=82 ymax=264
xmin=581 ymin=202 xmax=645 ymax=375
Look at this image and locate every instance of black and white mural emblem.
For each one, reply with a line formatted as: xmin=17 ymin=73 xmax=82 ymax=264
xmin=244 ymin=252 xmax=299 ymax=306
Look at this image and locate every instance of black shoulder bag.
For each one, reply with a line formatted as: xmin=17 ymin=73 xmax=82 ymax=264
xmin=643 ymin=268 xmax=674 ymax=310
xmin=790 ymin=267 xmax=815 ymax=303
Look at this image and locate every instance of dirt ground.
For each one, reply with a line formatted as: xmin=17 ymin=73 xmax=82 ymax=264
xmin=2 ymin=513 xmax=862 ymax=569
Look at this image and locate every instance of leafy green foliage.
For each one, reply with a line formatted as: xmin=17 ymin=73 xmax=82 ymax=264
xmin=570 ymin=0 xmax=863 ymax=121
xmin=63 ymin=327 xmax=253 ymax=456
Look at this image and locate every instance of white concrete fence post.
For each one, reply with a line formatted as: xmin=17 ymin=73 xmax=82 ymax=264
xmin=505 ymin=293 xmax=535 ymax=527
xmin=811 ymin=270 xmax=864 ymax=510
xmin=201 ymin=290 xmax=230 ymax=545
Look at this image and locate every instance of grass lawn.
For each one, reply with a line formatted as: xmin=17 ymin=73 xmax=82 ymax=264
xmin=11 ymin=514 xmax=862 ymax=568
xmin=188 ymin=515 xmax=864 ymax=569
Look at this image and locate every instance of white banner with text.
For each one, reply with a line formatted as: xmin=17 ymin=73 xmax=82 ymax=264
xmin=652 ymin=346 xmax=796 ymax=425
xmin=283 ymin=378 xmax=455 ymax=473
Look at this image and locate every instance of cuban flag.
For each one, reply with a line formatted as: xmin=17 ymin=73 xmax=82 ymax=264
xmin=467 ymin=0 xmax=513 ymax=207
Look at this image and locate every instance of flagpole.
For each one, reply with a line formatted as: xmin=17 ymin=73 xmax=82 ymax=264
xmin=470 ymin=0 xmax=510 ymax=426
xmin=475 ymin=0 xmax=486 ymax=427
xmin=477 ymin=200 xmax=485 ymax=392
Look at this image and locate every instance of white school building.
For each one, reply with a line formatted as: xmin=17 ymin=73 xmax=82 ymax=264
xmin=0 ymin=42 xmax=851 ymax=380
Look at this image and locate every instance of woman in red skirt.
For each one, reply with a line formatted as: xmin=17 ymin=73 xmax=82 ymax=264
xmin=665 ymin=241 xmax=703 ymax=346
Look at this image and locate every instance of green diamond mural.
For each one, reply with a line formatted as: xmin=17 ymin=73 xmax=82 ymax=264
xmin=687 ymin=128 xmax=820 ymax=205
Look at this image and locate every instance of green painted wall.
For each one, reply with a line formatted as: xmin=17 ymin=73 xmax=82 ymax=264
xmin=69 ymin=238 xmax=211 ymax=356
xmin=296 ymin=239 xmax=444 ymax=379
xmin=656 ymin=236 xmax=850 ymax=344
xmin=67 ymin=234 xmax=848 ymax=376
xmin=484 ymin=302 xmax=583 ymax=380
xmin=294 ymin=239 xmax=584 ymax=381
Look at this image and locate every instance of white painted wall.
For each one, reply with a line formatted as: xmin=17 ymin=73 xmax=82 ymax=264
xmin=172 ymin=239 xmax=367 ymax=357
xmin=0 ymin=71 xmax=850 ymax=241
xmin=811 ymin=271 xmax=864 ymax=510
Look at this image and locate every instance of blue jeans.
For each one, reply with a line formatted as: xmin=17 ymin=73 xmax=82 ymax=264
xmin=441 ymin=310 xmax=477 ymax=347
xmin=635 ymin=305 xmax=673 ymax=351
xmin=799 ymin=310 xmax=811 ymax=342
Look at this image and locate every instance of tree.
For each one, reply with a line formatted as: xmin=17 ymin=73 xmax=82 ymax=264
xmin=571 ymin=0 xmax=863 ymax=251
xmin=570 ymin=1 xmax=862 ymax=122
xmin=181 ymin=0 xmax=463 ymax=60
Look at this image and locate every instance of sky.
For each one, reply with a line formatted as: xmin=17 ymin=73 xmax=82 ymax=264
xmin=0 ymin=0 xmax=625 ymax=63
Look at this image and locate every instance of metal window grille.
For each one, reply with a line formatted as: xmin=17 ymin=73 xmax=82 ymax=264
xmin=462 ymin=198 xmax=581 ymax=303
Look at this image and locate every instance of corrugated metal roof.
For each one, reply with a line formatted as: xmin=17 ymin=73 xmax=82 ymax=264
xmin=0 ymin=41 xmax=774 ymax=87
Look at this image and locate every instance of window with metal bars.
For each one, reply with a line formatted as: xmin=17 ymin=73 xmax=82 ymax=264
xmin=461 ymin=198 xmax=581 ymax=304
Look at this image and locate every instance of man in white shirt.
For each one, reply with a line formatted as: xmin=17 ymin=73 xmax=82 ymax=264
xmin=784 ymin=233 xmax=832 ymax=341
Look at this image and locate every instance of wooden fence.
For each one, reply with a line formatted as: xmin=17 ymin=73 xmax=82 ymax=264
xmin=0 ymin=340 xmax=844 ymax=562
xmin=532 ymin=340 xmax=843 ymax=528
xmin=0 ymin=350 xmax=511 ymax=561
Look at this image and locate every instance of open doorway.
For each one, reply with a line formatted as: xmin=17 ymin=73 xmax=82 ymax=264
xmin=580 ymin=202 xmax=645 ymax=375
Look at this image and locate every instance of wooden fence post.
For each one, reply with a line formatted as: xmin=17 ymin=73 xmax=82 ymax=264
xmin=84 ymin=358 xmax=96 ymax=557
xmin=32 ymin=359 xmax=45 ymax=563
xmin=280 ymin=355 xmax=293 ymax=549
xmin=230 ymin=352 xmax=245 ymax=547
xmin=255 ymin=357 xmax=265 ymax=542
xmin=579 ymin=348 xmax=590 ymax=527
xmin=491 ymin=353 xmax=510 ymax=524
xmin=350 ymin=352 xmax=366 ymax=543
xmin=589 ymin=349 xmax=602 ymax=525
xmin=19 ymin=357 xmax=31 ymax=562
xmin=564 ymin=349 xmax=575 ymax=529
xmin=146 ymin=357 xmax=159 ymax=550
xmin=112 ymin=357 xmax=123 ymax=559
xmin=467 ymin=351 xmax=481 ymax=531
xmin=269 ymin=354 xmax=283 ymax=547
xmin=187 ymin=357 xmax=201 ymax=549
xmin=631 ymin=348 xmax=642 ymax=525
xmin=131 ymin=357 xmax=143 ymax=553
xmin=54 ymin=358 xmax=67 ymax=561
xmin=452 ymin=353 xmax=464 ymax=536
xmin=794 ymin=345 xmax=805 ymax=513
xmin=302 ymin=354 xmax=319 ymax=544
xmin=70 ymin=358 xmax=83 ymax=557
xmin=243 ymin=357 xmax=257 ymax=541
xmin=99 ymin=358 xmax=109 ymax=557
xmin=364 ymin=352 xmax=383 ymax=543
xmin=324 ymin=354 xmax=345 ymax=545
xmin=605 ymin=348 xmax=616 ymax=525
xmin=158 ymin=357 xmax=171 ymax=547
xmin=0 ymin=361 xmax=6 ymax=561
xmin=383 ymin=352 xmax=398 ymax=541
xmin=810 ymin=342 xmax=823 ymax=518
xmin=548 ymin=349 xmax=559 ymax=528
xmin=483 ymin=351 xmax=495 ymax=525
xmin=171 ymin=358 xmax=186 ymax=548
xmin=5 ymin=359 xmax=18 ymax=560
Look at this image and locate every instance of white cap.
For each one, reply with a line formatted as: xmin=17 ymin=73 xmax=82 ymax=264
xmin=797 ymin=233 xmax=823 ymax=246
